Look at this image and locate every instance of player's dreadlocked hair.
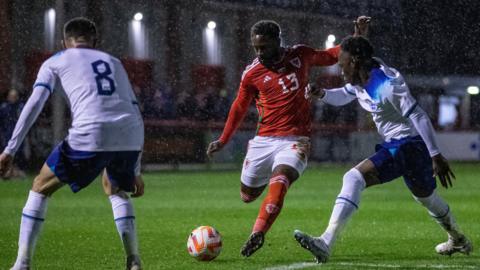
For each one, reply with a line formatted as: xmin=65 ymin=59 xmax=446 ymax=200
xmin=340 ymin=36 xmax=374 ymax=61
xmin=251 ymin=20 xmax=281 ymax=39
xmin=341 ymin=35 xmax=379 ymax=71
xmin=64 ymin=17 xmax=97 ymax=41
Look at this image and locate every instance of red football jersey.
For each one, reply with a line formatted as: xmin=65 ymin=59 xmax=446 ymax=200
xmin=219 ymin=45 xmax=340 ymax=145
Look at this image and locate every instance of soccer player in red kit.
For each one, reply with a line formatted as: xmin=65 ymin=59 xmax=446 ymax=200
xmin=207 ymin=17 xmax=370 ymax=257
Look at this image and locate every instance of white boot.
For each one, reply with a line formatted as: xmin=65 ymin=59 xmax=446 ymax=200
xmin=435 ymin=235 xmax=473 ymax=256
xmin=294 ymin=230 xmax=331 ymax=263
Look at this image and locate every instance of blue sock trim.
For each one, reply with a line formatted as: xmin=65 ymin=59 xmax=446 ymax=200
xmin=114 ymin=216 xmax=135 ymax=222
xmin=431 ymin=205 xmax=450 ymax=219
xmin=22 ymin=213 xmax=45 ymax=221
xmin=336 ymin=196 xmax=359 ymax=209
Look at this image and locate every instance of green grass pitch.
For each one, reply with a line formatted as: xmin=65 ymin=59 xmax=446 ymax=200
xmin=1 ymin=163 xmax=479 ymax=269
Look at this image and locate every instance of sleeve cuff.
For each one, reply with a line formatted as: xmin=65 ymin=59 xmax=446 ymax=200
xmin=344 ymin=86 xmax=356 ymax=96
xmin=218 ymin=137 xmax=228 ymax=145
xmin=320 ymin=90 xmax=330 ymax=102
xmin=429 ymin=149 xmax=440 ymax=157
xmin=3 ymin=148 xmax=15 ymax=156
xmin=33 ymin=82 xmax=53 ymax=93
xmin=403 ymin=102 xmax=418 ymax=118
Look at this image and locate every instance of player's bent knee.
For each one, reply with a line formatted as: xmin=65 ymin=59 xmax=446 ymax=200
xmin=30 ymin=163 xmax=64 ymax=196
xmin=410 ymin=186 xmax=434 ymax=198
xmin=31 ymin=175 xmax=63 ymax=196
xmin=103 ymin=179 xmax=120 ymax=196
xmin=354 ymin=159 xmax=381 ymax=187
xmin=272 ymin=165 xmax=299 ymax=182
xmin=31 ymin=177 xmax=46 ymax=194
xmin=240 ymin=182 xmax=266 ymax=203
xmin=240 ymin=191 xmax=260 ymax=203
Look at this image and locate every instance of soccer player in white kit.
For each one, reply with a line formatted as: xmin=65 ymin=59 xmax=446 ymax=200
xmin=294 ymin=36 xmax=472 ymax=263
xmin=0 ymin=18 xmax=144 ymax=270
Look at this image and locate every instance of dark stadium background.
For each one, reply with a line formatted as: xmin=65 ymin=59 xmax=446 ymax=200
xmin=1 ymin=0 xmax=480 ymax=170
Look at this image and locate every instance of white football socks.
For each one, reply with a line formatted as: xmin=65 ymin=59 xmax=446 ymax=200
xmin=413 ymin=191 xmax=463 ymax=240
xmin=321 ymin=168 xmax=366 ymax=248
xmin=12 ymin=190 xmax=48 ymax=269
xmin=109 ymin=192 xmax=139 ymax=257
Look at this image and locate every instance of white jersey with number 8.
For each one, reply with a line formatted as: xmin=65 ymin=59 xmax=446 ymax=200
xmin=33 ymin=48 xmax=143 ymax=151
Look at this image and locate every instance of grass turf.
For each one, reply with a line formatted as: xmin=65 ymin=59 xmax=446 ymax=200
xmin=0 ymin=163 xmax=479 ymax=270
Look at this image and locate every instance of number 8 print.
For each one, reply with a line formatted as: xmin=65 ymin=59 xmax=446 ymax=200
xmin=91 ymin=60 xmax=116 ymax=96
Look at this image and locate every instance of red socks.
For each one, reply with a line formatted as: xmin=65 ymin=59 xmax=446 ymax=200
xmin=252 ymin=174 xmax=290 ymax=234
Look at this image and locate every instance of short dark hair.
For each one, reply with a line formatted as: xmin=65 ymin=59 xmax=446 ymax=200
xmin=340 ymin=36 xmax=374 ymax=60
xmin=63 ymin=17 xmax=97 ymax=41
xmin=251 ymin=20 xmax=281 ymax=39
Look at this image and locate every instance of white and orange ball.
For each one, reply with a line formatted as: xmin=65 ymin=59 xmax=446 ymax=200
xmin=187 ymin=225 xmax=222 ymax=261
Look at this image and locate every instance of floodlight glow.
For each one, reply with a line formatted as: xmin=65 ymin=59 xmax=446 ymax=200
xmin=134 ymin=12 xmax=143 ymax=21
xmin=203 ymin=25 xmax=221 ymax=64
xmin=207 ymin=21 xmax=216 ymax=30
xmin=48 ymin=9 xmax=55 ymax=21
xmin=467 ymin=86 xmax=479 ymax=95
xmin=44 ymin=8 xmax=56 ymax=51
xmin=129 ymin=17 xmax=148 ymax=59
xmin=327 ymin=34 xmax=336 ymax=42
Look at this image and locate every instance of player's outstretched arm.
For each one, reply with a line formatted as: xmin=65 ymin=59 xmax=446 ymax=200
xmin=131 ymin=176 xmax=145 ymax=198
xmin=131 ymin=154 xmax=144 ymax=197
xmin=315 ymin=85 xmax=357 ymax=106
xmin=431 ymin=154 xmax=455 ymax=189
xmin=307 ymin=16 xmax=370 ymax=67
xmin=353 ymin=16 xmax=371 ymax=37
xmin=408 ymin=106 xmax=455 ymax=188
xmin=206 ymin=95 xmax=250 ymax=158
xmin=0 ymin=88 xmax=51 ymax=176
xmin=387 ymin=77 xmax=455 ymax=188
xmin=207 ymin=140 xmax=225 ymax=159
xmin=304 ymin=83 xmax=325 ymax=100
xmin=207 ymin=84 xmax=254 ymax=159
xmin=0 ymin=153 xmax=14 ymax=178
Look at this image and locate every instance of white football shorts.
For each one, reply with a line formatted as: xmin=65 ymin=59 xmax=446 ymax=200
xmin=241 ymin=136 xmax=310 ymax=188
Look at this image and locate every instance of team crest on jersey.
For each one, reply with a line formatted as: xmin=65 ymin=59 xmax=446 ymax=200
xmin=263 ymin=75 xmax=272 ymax=83
xmin=290 ymin=57 xmax=301 ymax=68
xmin=370 ymin=103 xmax=378 ymax=110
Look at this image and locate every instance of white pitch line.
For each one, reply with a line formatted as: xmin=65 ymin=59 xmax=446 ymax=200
xmin=335 ymin=262 xmax=400 ymax=268
xmin=335 ymin=262 xmax=480 ymax=269
xmin=264 ymin=262 xmax=318 ymax=270
xmin=264 ymin=261 xmax=480 ymax=270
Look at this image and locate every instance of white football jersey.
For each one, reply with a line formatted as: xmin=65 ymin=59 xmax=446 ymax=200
xmin=34 ymin=48 xmax=143 ymax=151
xmin=342 ymin=58 xmax=419 ymax=142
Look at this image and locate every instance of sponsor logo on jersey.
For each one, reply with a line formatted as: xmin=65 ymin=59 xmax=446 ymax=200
xmin=263 ymin=75 xmax=272 ymax=83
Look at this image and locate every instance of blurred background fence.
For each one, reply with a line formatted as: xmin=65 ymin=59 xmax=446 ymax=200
xmin=1 ymin=0 xmax=479 ymax=172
